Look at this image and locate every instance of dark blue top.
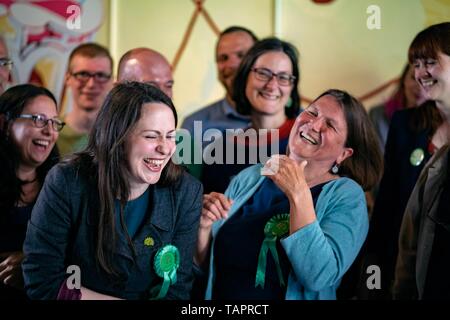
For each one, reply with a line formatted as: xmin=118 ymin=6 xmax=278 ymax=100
xmin=201 ymin=119 xmax=295 ymax=194
xmin=367 ymin=107 xmax=433 ymax=297
xmin=114 ymin=187 xmax=150 ymax=238
xmin=23 ymin=163 xmax=203 ymax=300
xmin=0 ymin=204 xmax=34 ymax=252
xmin=213 ymin=178 xmax=326 ymax=300
xmin=0 ymin=204 xmax=33 ymax=300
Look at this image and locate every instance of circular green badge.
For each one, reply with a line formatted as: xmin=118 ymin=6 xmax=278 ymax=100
xmin=264 ymin=214 xmax=290 ymax=237
xmin=154 ymin=245 xmax=180 ymax=277
xmin=144 ymin=237 xmax=154 ymax=247
xmin=410 ymin=148 xmax=425 ymax=166
xmin=150 ymin=244 xmax=180 ymax=300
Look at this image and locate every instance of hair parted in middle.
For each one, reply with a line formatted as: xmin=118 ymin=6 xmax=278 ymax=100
xmin=71 ymin=81 xmax=182 ymax=275
xmin=232 ymin=37 xmax=301 ymax=118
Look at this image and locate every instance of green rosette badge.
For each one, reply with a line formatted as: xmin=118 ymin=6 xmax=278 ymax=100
xmin=149 ymin=244 xmax=180 ymax=300
xmin=410 ymin=148 xmax=425 ymax=166
xmin=255 ymin=213 xmax=290 ymax=289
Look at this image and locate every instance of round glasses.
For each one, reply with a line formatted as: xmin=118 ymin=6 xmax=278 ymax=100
xmin=70 ymin=71 xmax=112 ymax=83
xmin=251 ymin=67 xmax=295 ymax=86
xmin=0 ymin=58 xmax=13 ymax=71
xmin=15 ymin=114 xmax=65 ymax=132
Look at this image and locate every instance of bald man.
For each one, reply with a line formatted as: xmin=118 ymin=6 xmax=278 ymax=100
xmin=116 ymin=47 xmax=205 ymax=177
xmin=0 ymin=37 xmax=12 ymax=94
xmin=117 ymin=48 xmax=174 ymax=98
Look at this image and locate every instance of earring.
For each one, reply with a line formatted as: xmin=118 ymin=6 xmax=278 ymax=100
xmin=331 ymin=163 xmax=339 ymax=174
xmin=285 ymin=97 xmax=292 ymax=108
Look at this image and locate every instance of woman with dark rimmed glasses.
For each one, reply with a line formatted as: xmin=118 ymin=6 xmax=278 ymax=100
xmin=200 ymin=37 xmax=301 ymax=195
xmin=0 ymin=84 xmax=61 ymax=300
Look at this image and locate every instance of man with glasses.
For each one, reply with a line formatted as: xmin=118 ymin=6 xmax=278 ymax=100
xmin=58 ymin=43 xmax=113 ymax=156
xmin=0 ymin=36 xmax=13 ymax=95
xmin=117 ymin=47 xmax=174 ymax=98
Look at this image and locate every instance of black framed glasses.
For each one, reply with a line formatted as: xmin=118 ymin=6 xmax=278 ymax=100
xmin=0 ymin=58 xmax=13 ymax=70
xmin=70 ymin=71 xmax=111 ymax=83
xmin=251 ymin=67 xmax=295 ymax=86
xmin=15 ymin=114 xmax=65 ymax=132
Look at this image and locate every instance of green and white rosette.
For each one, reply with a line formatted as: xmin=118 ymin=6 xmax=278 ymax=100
xmin=255 ymin=213 xmax=290 ymax=289
xmin=149 ymin=244 xmax=180 ymax=300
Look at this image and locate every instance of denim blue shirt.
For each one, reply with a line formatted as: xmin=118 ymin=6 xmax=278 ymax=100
xmin=179 ymin=98 xmax=251 ymax=179
xmin=181 ymin=98 xmax=250 ymax=137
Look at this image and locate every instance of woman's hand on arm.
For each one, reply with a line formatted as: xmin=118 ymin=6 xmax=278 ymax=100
xmin=263 ymin=156 xmax=316 ymax=233
xmin=200 ymin=192 xmax=233 ymax=229
xmin=195 ymin=192 xmax=232 ymax=267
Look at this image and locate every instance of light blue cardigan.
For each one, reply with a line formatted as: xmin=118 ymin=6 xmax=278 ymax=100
xmin=204 ymin=164 xmax=369 ymax=300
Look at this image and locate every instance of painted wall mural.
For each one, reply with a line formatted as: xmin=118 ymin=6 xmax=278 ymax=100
xmin=1 ymin=0 xmax=449 ymax=120
xmin=0 ymin=0 xmax=105 ymax=102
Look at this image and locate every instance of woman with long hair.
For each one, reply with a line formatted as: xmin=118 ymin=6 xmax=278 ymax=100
xmin=23 ymin=82 xmax=202 ymax=300
xmin=367 ymin=22 xmax=450 ymax=300
xmin=0 ymin=84 xmax=61 ymax=299
xmin=394 ymin=22 xmax=450 ymax=300
xmin=196 ymin=89 xmax=382 ymax=300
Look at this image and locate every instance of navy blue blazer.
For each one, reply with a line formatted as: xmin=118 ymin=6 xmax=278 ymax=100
xmin=366 ymin=107 xmax=432 ymax=297
xmin=23 ymin=162 xmax=202 ymax=300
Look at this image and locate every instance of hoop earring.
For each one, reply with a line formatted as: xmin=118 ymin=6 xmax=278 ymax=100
xmin=331 ymin=163 xmax=339 ymax=174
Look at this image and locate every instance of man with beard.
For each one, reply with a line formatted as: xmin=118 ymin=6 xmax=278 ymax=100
xmin=181 ymin=26 xmax=257 ymax=137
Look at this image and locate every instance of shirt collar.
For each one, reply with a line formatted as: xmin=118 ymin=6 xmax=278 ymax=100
xmin=219 ymin=98 xmax=250 ymax=121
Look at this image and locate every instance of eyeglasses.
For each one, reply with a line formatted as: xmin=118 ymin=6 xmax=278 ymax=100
xmin=70 ymin=71 xmax=111 ymax=83
xmin=0 ymin=58 xmax=13 ymax=70
xmin=15 ymin=114 xmax=65 ymax=132
xmin=251 ymin=67 xmax=295 ymax=86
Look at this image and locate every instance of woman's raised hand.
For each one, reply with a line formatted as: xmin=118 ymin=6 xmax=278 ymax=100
xmin=262 ymin=155 xmax=309 ymax=202
xmin=200 ymin=192 xmax=233 ymax=229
